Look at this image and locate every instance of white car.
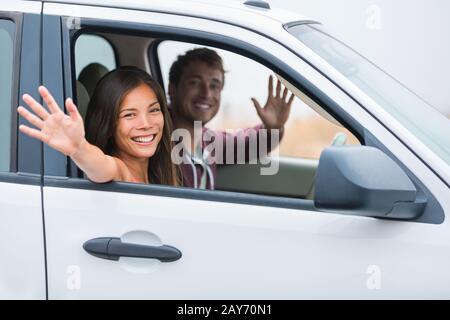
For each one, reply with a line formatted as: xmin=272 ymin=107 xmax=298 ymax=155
xmin=1 ymin=0 xmax=449 ymax=299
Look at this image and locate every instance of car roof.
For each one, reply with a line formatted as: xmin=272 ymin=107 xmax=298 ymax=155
xmin=30 ymin=0 xmax=314 ymax=26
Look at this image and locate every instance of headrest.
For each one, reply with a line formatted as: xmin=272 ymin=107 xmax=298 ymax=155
xmin=78 ymin=63 xmax=109 ymax=98
xmin=76 ymin=80 xmax=90 ymax=119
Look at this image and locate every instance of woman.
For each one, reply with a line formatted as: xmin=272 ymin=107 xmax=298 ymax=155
xmin=17 ymin=66 xmax=180 ymax=186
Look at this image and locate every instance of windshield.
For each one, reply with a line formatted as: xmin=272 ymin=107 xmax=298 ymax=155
xmin=287 ymin=23 xmax=450 ymax=165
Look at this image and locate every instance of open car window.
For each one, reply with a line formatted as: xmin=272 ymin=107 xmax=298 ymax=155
xmin=158 ymin=40 xmax=360 ymax=161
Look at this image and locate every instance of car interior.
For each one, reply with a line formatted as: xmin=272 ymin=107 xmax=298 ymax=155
xmin=72 ymin=30 xmax=360 ymax=200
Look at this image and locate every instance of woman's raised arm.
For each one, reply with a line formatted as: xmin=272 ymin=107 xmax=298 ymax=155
xmin=17 ymin=86 xmax=128 ymax=183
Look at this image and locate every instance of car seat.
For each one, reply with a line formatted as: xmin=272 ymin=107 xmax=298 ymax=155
xmin=76 ymin=80 xmax=90 ymax=119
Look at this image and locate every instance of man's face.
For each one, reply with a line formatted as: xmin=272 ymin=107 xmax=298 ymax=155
xmin=170 ymin=60 xmax=223 ymax=125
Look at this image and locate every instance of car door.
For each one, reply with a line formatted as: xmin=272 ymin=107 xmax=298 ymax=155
xmin=42 ymin=2 xmax=450 ymax=299
xmin=0 ymin=1 xmax=46 ymax=299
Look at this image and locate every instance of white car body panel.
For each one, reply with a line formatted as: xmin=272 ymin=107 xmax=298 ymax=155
xmin=42 ymin=0 xmax=310 ymax=25
xmin=1 ymin=0 xmax=42 ymax=13
xmin=0 ymin=182 xmax=46 ymax=299
xmin=44 ymin=186 xmax=450 ymax=299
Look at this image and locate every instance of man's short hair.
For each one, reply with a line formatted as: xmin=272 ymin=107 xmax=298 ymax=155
xmin=169 ymin=47 xmax=225 ymax=87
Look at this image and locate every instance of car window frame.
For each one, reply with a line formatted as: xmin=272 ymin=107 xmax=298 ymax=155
xmin=0 ymin=10 xmax=44 ymax=228
xmin=0 ymin=14 xmax=20 ymax=174
xmin=58 ymin=17 xmax=355 ymax=212
xmin=0 ymin=11 xmax=42 ymax=182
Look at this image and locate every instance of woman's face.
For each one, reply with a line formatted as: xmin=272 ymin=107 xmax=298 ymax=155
xmin=114 ymin=83 xmax=164 ymax=161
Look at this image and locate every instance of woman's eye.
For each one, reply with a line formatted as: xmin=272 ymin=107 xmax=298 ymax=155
xmin=123 ymin=113 xmax=135 ymax=118
xmin=149 ymin=108 xmax=161 ymax=113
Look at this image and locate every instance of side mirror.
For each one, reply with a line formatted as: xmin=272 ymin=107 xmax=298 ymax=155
xmin=314 ymin=146 xmax=426 ymax=219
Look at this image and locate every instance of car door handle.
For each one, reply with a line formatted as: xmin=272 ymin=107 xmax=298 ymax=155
xmin=83 ymin=237 xmax=182 ymax=262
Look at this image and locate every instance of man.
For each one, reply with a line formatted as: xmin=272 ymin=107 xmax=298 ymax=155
xmin=168 ymin=47 xmax=294 ymax=189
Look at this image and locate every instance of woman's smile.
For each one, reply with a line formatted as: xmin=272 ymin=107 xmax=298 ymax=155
xmin=131 ymin=134 xmax=156 ymax=145
xmin=115 ymin=83 xmax=164 ymax=160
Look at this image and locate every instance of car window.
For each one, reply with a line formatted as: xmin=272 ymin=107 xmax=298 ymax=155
xmin=75 ymin=34 xmax=116 ymax=78
xmin=68 ymin=29 xmax=360 ymax=199
xmin=158 ymin=40 xmax=359 ymax=160
xmin=73 ymin=34 xmax=117 ymax=120
xmin=0 ymin=19 xmax=15 ymax=172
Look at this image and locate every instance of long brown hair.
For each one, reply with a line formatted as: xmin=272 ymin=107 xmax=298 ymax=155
xmin=85 ymin=66 xmax=180 ymax=186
